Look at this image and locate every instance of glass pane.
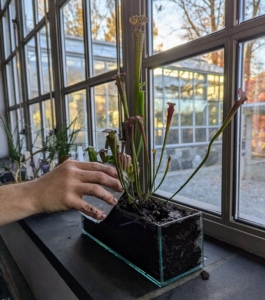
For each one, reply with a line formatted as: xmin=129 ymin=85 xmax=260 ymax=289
xmin=25 ymin=38 xmax=39 ymax=99
xmin=181 ymin=128 xmax=193 ymax=143
xmin=30 ymin=103 xmax=42 ymax=151
xmin=42 ymin=99 xmax=55 ymax=138
xmin=62 ymin=0 xmax=85 ymax=86
xmin=9 ymin=0 xmax=16 ymax=52
xmin=6 ymin=61 xmax=15 ymax=106
xmin=3 ymin=9 xmax=11 ymax=59
xmin=23 ymin=0 xmax=34 ymax=36
xmin=39 ymin=25 xmax=53 ymax=94
xmin=153 ymin=49 xmax=224 ymax=213
xmin=10 ymin=109 xmax=23 ymax=133
xmin=237 ymin=37 xmax=265 ymax=227
xmin=94 ymin=82 xmax=119 ymax=149
xmin=196 ymin=128 xmax=207 ymax=142
xmin=66 ymin=90 xmax=87 ymax=148
xmin=9 ymin=109 xmax=26 ymax=153
xmin=152 ymin=0 xmax=225 ymax=53
xmin=241 ymin=0 xmax=265 ymax=22
xmin=10 ymin=110 xmax=18 ymax=135
xmin=195 ymin=100 xmax=207 ymax=126
xmin=168 ymin=128 xmax=179 ymax=144
xmin=37 ymin=0 xmax=45 ymax=22
xmin=16 ymin=108 xmax=24 ymax=138
xmin=12 ymin=56 xmax=21 ymax=105
xmin=1 ymin=0 xmax=7 ymax=9
xmin=90 ymin=0 xmax=118 ymax=76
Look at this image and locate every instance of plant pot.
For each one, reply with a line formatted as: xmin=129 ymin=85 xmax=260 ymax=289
xmin=81 ymin=197 xmax=204 ymax=287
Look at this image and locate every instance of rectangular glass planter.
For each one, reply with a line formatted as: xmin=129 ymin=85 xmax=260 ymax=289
xmin=82 ymin=199 xmax=204 ymax=287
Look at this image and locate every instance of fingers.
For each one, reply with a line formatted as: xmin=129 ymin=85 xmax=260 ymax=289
xmin=71 ymin=161 xmax=119 ymax=179
xmin=62 ymin=160 xmax=122 ymax=192
xmin=74 ymin=198 xmax=107 ymax=221
xmin=77 ymin=170 xmax=122 ymax=192
xmin=78 ymin=183 xmax=119 ymax=206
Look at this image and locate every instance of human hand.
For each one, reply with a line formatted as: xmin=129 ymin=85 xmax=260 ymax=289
xmin=29 ymin=160 xmax=123 ymax=220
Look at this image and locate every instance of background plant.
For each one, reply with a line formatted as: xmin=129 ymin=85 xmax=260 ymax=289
xmin=44 ymin=116 xmax=83 ymax=165
xmin=0 ymin=115 xmax=45 ymax=183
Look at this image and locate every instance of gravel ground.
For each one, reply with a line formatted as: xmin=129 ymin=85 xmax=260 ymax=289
xmin=158 ymin=158 xmax=265 ymax=226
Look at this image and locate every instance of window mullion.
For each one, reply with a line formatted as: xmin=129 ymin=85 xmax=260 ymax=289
xmin=16 ymin=0 xmax=32 ymax=150
xmin=83 ymin=0 xmax=91 ymax=79
xmin=84 ymin=0 xmax=92 ymax=146
xmin=36 ymin=31 xmax=43 ymax=96
xmin=49 ymin=0 xmax=64 ymax=128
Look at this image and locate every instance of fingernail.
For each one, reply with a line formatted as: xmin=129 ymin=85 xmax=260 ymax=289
xmin=101 ymin=213 xmax=107 ymax=220
xmin=113 ymin=197 xmax=118 ymax=204
xmin=114 ymin=173 xmax=119 ymax=178
xmin=120 ymin=186 xmax=124 ymax=191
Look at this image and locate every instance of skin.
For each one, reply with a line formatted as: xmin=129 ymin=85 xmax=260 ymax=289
xmin=0 ymin=160 xmax=123 ymax=226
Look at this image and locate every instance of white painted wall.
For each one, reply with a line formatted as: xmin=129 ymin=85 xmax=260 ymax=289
xmin=0 ymin=65 xmax=9 ymax=158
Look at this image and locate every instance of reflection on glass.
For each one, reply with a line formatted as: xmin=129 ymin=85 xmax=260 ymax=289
xmin=6 ymin=61 xmax=15 ymax=106
xmin=3 ymin=9 xmax=11 ymax=59
xmin=94 ymin=82 xmax=119 ymax=148
xmin=39 ymin=25 xmax=53 ymax=94
xmin=90 ymin=0 xmax=119 ymax=76
xmin=25 ymin=38 xmax=39 ymax=99
xmin=153 ymin=49 xmax=224 ymax=213
xmin=241 ymin=0 xmax=265 ymax=22
xmin=152 ymin=0 xmax=225 ymax=53
xmin=66 ymin=90 xmax=87 ymax=147
xmin=237 ymin=37 xmax=265 ymax=227
xmin=23 ymin=0 xmax=34 ymax=36
xmin=30 ymin=103 xmax=42 ymax=151
xmin=62 ymin=0 xmax=85 ymax=86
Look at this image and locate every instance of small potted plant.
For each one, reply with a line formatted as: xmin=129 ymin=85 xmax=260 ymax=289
xmin=81 ymin=15 xmax=247 ymax=287
xmin=44 ymin=116 xmax=83 ymax=166
xmin=0 ymin=115 xmax=45 ymax=183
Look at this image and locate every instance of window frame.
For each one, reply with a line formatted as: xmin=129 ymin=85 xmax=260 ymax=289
xmin=142 ymin=0 xmax=265 ymax=256
xmin=1 ymin=0 xmax=265 ymax=257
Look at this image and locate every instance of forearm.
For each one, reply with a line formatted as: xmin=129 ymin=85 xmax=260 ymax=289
xmin=0 ymin=181 xmax=39 ymax=226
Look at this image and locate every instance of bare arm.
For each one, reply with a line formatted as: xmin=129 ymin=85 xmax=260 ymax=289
xmin=0 ymin=160 xmax=122 ymax=226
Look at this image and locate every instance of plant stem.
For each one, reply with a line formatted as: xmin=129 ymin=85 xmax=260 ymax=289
xmin=154 ymin=155 xmax=171 ymax=192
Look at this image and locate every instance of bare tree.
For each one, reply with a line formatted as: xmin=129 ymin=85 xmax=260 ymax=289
xmin=62 ymin=0 xmax=116 ymax=42
xmin=174 ymin=0 xmax=224 ymax=40
xmin=153 ymin=0 xmax=263 ymax=67
xmin=63 ymin=0 xmax=84 ymax=37
xmin=90 ymin=0 xmax=116 ymax=41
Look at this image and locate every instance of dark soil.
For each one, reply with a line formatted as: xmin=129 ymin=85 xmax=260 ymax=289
xmin=118 ymin=196 xmax=195 ymax=225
